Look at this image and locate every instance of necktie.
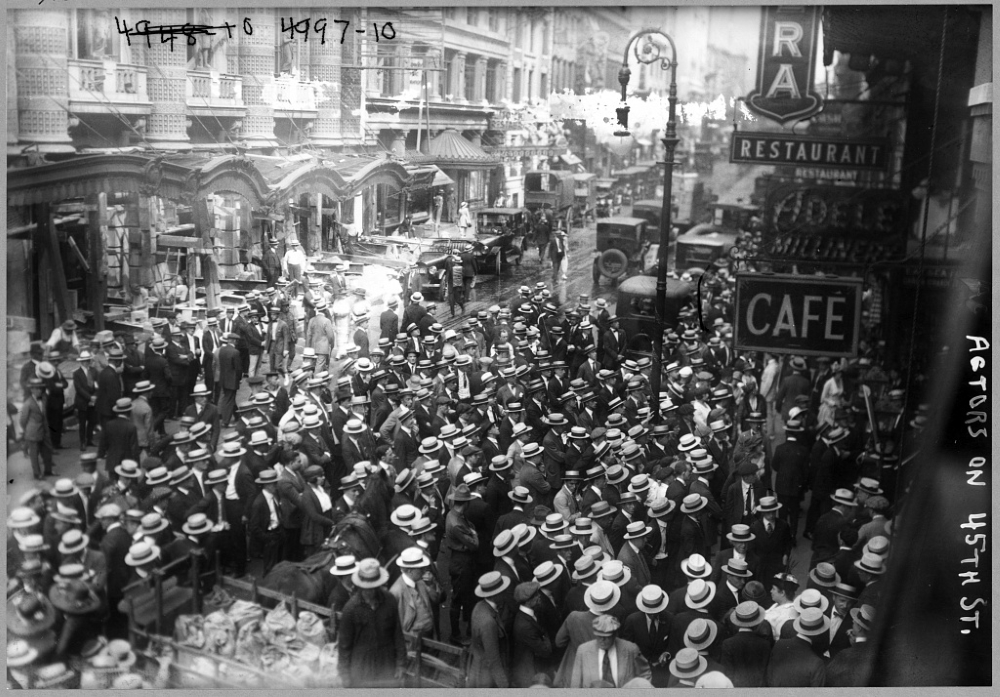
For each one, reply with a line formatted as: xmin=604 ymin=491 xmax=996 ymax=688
xmin=765 ymin=521 xmax=773 ymax=535
xmin=217 ymin=491 xmax=226 ymax=523
xmin=744 ymin=487 xmax=753 ymax=517
xmin=602 ymin=650 xmax=614 ymax=687
xmin=650 ymin=617 xmax=659 ymax=635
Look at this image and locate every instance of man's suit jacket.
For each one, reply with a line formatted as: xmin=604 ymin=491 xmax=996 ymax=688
xmin=765 ymin=637 xmax=826 ymax=687
xmin=19 ymin=395 xmax=48 ymax=443
xmin=468 ymin=600 xmax=510 ymax=688
xmin=276 ymin=468 xmax=305 ymax=529
xmin=511 ymin=609 xmax=553 ymax=687
xmin=72 ymin=366 xmax=98 ymax=409
xmin=688 ymin=478 xmax=722 ymax=550
xmin=380 ymin=309 xmax=399 ymax=342
xmin=183 ymin=402 xmax=222 ymax=448
xmin=95 ymin=366 xmax=122 ymax=419
xmin=100 ymin=525 xmax=133 ymax=601
xmin=827 ymin=608 xmax=853 ymax=658
xmin=569 ymin=637 xmax=651 ymax=688
xmin=748 ymin=518 xmax=792 ymax=587
xmin=722 ymin=479 xmax=767 ymax=531
xmin=217 ymin=345 xmax=242 ymax=391
xmin=720 ymin=629 xmax=771 ymax=687
xmin=617 ymin=540 xmax=652 ymax=587
xmin=97 ymin=416 xmax=140 ymax=472
xmin=810 ymin=508 xmax=849 ymax=569
xmin=620 ymin=610 xmax=672 ymax=668
xmin=824 ymin=640 xmax=874 ymax=687
xmin=771 ymin=437 xmax=810 ymax=497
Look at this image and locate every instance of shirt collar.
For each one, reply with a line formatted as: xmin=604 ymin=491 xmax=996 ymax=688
xmin=401 ymin=573 xmax=416 ymax=588
xmin=519 ymin=605 xmax=536 ymax=619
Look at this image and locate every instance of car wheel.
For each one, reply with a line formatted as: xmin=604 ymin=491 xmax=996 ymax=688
xmin=598 ymin=249 xmax=629 ymax=280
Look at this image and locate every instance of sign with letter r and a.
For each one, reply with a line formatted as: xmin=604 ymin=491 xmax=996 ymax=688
xmin=733 ymin=273 xmax=863 ymax=358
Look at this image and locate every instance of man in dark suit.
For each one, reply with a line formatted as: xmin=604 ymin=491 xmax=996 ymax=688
xmin=97 ymin=398 xmax=141 ymax=479
xmin=824 ymin=604 xmax=875 ymax=686
xmin=95 ymin=502 xmax=133 ymax=637
xmin=20 ymin=378 xmax=55 ymax=479
xmin=217 ymin=333 xmax=242 ymax=426
xmin=392 ymin=408 xmax=421 ymax=470
xmin=120 ymin=334 xmax=145 ymax=397
xmin=600 ymin=316 xmax=626 ymax=371
xmin=723 ymin=459 xmax=768 ymax=535
xmin=720 ymin=601 xmax=771 ymax=687
xmin=483 ymin=457 xmax=514 ymax=536
xmin=201 ymin=316 xmax=222 ymax=397
xmin=510 ymin=583 xmax=553 ymax=687
xmin=380 ymin=299 xmax=400 ymax=342
xmin=72 ymin=351 xmax=99 ymax=449
xmin=748 ymin=497 xmax=793 ymax=591
xmin=183 ymin=384 xmax=222 ymax=450
xmin=825 ymin=582 xmax=858 ymax=659
xmin=771 ymin=419 xmax=810 ymax=535
xmin=675 ymin=495 xmax=709 ymax=579
xmin=711 ymin=524 xmax=760 ymax=586
xmin=575 ymin=345 xmax=599 ymax=388
xmin=353 ymin=315 xmax=371 ymax=359
xmin=95 ymin=350 xmax=124 ymax=427
xmin=165 ymin=326 xmax=193 ymax=418
xmin=263 ymin=308 xmax=293 ymax=375
xmin=708 ymin=557 xmax=751 ymax=624
xmin=810 ymin=489 xmax=857 ymax=570
xmin=275 ymin=456 xmax=304 ymax=563
xmin=621 ymin=585 xmax=673 ymax=686
xmin=765 ymin=608 xmax=828 ymax=686
xmin=145 ymin=337 xmax=173 ymax=436
xmin=247 ymin=469 xmax=284 ymax=574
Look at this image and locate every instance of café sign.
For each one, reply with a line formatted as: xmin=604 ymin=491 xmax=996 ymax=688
xmin=733 ymin=273 xmax=863 ymax=357
xmin=744 ymin=6 xmax=823 ymax=125
xmin=730 ymin=133 xmax=890 ymax=170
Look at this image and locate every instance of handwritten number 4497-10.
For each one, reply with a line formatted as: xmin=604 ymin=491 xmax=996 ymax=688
xmin=282 ymin=18 xmax=396 ymax=44
xmin=115 ymin=17 xmax=395 ymax=49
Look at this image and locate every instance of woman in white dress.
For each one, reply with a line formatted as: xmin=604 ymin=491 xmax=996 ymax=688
xmin=764 ymin=573 xmax=800 ymax=639
xmin=817 ymin=363 xmax=845 ymax=426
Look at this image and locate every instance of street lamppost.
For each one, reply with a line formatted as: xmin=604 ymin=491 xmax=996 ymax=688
xmin=615 ymin=29 xmax=679 ymax=422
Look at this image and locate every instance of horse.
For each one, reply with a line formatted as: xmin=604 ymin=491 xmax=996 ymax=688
xmin=259 ymin=470 xmax=393 ymax=606
xmin=260 ymin=512 xmax=382 ymax=606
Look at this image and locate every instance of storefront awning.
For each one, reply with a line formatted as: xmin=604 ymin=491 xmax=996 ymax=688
xmin=258 ymin=154 xmax=415 ymax=203
xmin=426 ymin=129 xmax=499 ymax=170
xmin=406 ymin=164 xmax=454 ymax=189
xmin=7 ymin=153 xmax=272 ymax=208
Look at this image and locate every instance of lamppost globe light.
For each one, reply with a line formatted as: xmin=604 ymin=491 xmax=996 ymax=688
xmin=616 ymin=28 xmax=680 ymax=423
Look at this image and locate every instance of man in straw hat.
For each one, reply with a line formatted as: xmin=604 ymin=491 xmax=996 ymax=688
xmin=389 ymin=546 xmax=442 ymax=639
xmin=720 ymin=600 xmax=771 ymax=687
xmin=509 ymin=580 xmax=553 ymax=687
xmin=825 ymin=604 xmax=876 ymax=686
xmin=98 ymin=399 xmax=141 ymax=482
xmin=338 ymin=558 xmax=407 ymax=687
xmin=621 ymin=584 xmax=672 ymax=686
xmin=19 ymin=378 xmax=55 ymax=479
xmin=468 ymin=571 xmax=512 ymax=687
xmin=444 ymin=483 xmax=480 ymax=646
xmin=569 ymin=613 xmax=650 ymax=687
xmin=765 ymin=606 xmax=829 ymax=686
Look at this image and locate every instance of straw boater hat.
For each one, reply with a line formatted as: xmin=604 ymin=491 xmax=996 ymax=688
xmin=685 ymin=579 xmax=717 ymax=609
xmin=330 ymin=555 xmax=359 ymax=577
xmin=670 ymin=647 xmax=708 ymax=681
xmin=793 ymin=607 xmax=831 ymax=636
xmin=352 ymin=558 xmax=389 ymax=589
xmin=684 ymin=617 xmax=719 ymax=652
xmin=635 ymin=585 xmax=670 ymax=615
xmin=794 ymin=588 xmax=830 ymax=614
xmin=584 ymin=579 xmax=621 ymax=614
xmin=475 ymin=571 xmax=511 ymax=598
xmin=730 ymin=601 xmax=765 ymax=629
xmin=809 ymin=562 xmax=840 ymax=588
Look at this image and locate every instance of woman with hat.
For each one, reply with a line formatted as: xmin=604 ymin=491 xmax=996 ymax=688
xmin=764 ymin=572 xmax=801 ymax=638
xmin=338 ymin=558 xmax=407 ymax=687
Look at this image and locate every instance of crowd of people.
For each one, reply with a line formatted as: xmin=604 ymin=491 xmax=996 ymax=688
xmin=8 ymin=258 xmax=928 ymax=688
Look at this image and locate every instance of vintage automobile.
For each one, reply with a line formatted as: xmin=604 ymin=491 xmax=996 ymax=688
xmin=572 ymin=173 xmax=597 ymax=226
xmin=593 ymin=216 xmax=655 ymax=284
xmin=674 ymin=224 xmax=739 ymax=271
xmin=616 ymin=274 xmax=695 ymax=358
xmin=595 ymin=178 xmax=620 ymax=218
xmin=474 ymin=207 xmax=531 ymax=270
xmin=414 ymin=248 xmax=457 ymax=302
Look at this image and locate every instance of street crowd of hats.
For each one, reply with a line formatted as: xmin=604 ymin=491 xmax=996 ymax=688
xmin=8 ymin=269 xmax=927 ymax=689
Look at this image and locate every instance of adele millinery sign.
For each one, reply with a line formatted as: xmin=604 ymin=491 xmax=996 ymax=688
xmin=744 ymin=6 xmax=823 ymax=125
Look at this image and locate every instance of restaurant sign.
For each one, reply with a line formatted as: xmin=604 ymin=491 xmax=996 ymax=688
xmin=733 ymin=273 xmax=863 ymax=357
xmin=744 ymin=6 xmax=823 ymax=124
xmin=730 ymin=132 xmax=890 ymax=170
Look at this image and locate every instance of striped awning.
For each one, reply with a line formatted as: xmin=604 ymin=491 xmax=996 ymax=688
xmin=427 ymin=130 xmax=499 ymax=170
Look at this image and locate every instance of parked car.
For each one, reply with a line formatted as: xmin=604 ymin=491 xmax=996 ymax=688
xmin=415 ymin=249 xmax=456 ymax=302
xmin=474 ymin=207 xmax=531 ymax=270
xmin=674 ymin=224 xmax=739 ymax=271
xmin=593 ymin=216 xmax=654 ymax=284
xmin=616 ymin=274 xmax=694 ymax=358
